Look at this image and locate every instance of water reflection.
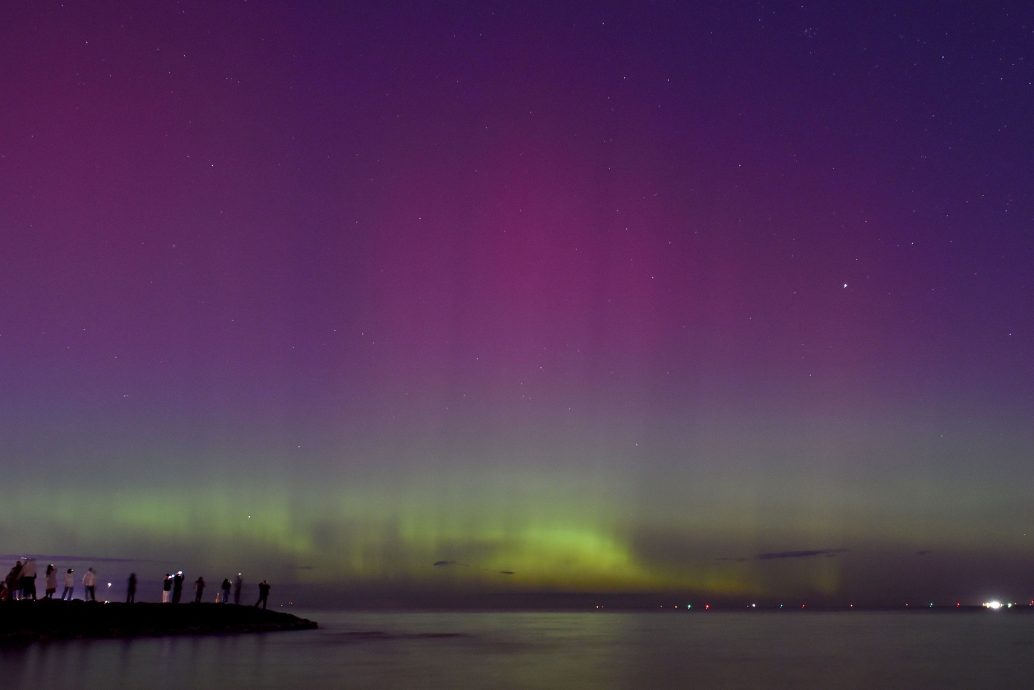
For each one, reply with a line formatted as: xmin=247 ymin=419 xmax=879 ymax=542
xmin=1 ymin=612 xmax=1031 ymax=689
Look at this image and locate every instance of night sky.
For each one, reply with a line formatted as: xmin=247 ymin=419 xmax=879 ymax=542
xmin=3 ymin=2 xmax=1034 ymax=607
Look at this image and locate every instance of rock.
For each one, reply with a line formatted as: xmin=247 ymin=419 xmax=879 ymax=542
xmin=0 ymin=600 xmax=317 ymax=644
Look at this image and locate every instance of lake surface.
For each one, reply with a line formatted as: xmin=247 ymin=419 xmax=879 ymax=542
xmin=2 ymin=610 xmax=1032 ymax=688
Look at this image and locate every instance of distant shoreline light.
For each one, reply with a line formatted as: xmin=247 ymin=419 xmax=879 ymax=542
xmin=592 ymin=600 xmax=1033 ymax=612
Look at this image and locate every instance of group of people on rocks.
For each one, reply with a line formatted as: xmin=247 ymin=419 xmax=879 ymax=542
xmin=3 ymin=557 xmax=271 ymax=607
xmin=2 ymin=558 xmax=98 ymax=602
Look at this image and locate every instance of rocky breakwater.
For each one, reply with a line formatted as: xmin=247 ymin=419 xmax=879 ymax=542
xmin=0 ymin=600 xmax=318 ymax=644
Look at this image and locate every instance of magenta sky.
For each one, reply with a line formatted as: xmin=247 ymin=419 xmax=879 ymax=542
xmin=2 ymin=2 xmax=1034 ymax=606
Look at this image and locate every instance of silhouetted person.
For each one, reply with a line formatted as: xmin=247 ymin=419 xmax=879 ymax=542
xmin=83 ymin=568 xmax=97 ymax=601
xmin=5 ymin=561 xmax=21 ymax=602
xmin=172 ymin=571 xmax=184 ymax=604
xmin=20 ymin=558 xmax=37 ymax=600
xmin=194 ymin=576 xmax=205 ymax=603
xmin=61 ymin=568 xmax=74 ymax=600
xmin=255 ymin=580 xmax=270 ymax=609
xmin=162 ymin=573 xmax=172 ymax=603
xmin=233 ymin=573 xmax=242 ymax=605
xmin=126 ymin=573 xmax=137 ymax=603
xmin=220 ymin=578 xmax=231 ymax=604
xmin=44 ymin=564 xmax=57 ymax=599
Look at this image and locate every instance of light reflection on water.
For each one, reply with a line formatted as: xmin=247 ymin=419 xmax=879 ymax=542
xmin=1 ymin=611 xmax=1032 ymax=689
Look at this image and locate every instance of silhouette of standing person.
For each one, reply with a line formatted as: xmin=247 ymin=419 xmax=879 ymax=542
xmin=62 ymin=568 xmax=74 ymax=600
xmin=162 ymin=573 xmax=172 ymax=603
xmin=44 ymin=564 xmax=57 ymax=599
xmin=126 ymin=573 xmax=137 ymax=603
xmin=255 ymin=580 xmax=270 ymax=609
xmin=233 ymin=572 xmax=242 ymax=605
xmin=20 ymin=558 xmax=37 ymax=600
xmin=83 ymin=568 xmax=97 ymax=601
xmin=172 ymin=571 xmax=183 ymax=604
xmin=5 ymin=561 xmax=22 ymax=602
xmin=220 ymin=577 xmax=231 ymax=604
xmin=194 ymin=576 xmax=205 ymax=603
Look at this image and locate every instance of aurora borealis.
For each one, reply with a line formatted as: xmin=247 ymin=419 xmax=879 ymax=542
xmin=3 ymin=2 xmax=1034 ymax=607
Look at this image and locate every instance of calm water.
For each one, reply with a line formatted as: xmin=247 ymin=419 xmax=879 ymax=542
xmin=2 ymin=611 xmax=1032 ymax=689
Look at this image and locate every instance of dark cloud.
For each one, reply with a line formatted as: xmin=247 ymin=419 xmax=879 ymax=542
xmin=756 ymin=548 xmax=847 ymax=560
xmin=498 ymin=570 xmax=515 ymax=575
xmin=433 ymin=560 xmax=458 ymax=567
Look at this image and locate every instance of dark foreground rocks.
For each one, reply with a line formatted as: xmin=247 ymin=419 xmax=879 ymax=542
xmin=0 ymin=600 xmax=317 ymax=644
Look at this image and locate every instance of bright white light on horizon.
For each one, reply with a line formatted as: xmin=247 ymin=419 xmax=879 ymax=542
xmin=983 ymin=600 xmax=1003 ymax=610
